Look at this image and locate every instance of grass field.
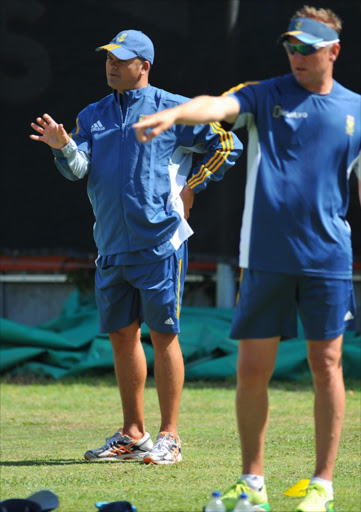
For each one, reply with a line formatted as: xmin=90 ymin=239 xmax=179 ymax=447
xmin=0 ymin=375 xmax=360 ymax=512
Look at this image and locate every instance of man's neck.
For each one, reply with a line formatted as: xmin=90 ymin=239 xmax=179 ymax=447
xmin=296 ymin=74 xmax=334 ymax=95
xmin=118 ymin=79 xmax=149 ymax=95
xmin=306 ymin=78 xmax=334 ymax=94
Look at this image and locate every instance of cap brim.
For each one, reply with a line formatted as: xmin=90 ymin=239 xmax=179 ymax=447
xmin=95 ymin=44 xmax=137 ymax=60
xmin=280 ymin=30 xmax=323 ymax=44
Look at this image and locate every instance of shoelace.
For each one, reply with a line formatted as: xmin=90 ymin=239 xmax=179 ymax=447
xmin=302 ymin=484 xmax=330 ymax=504
xmin=105 ymin=432 xmax=120 ymax=444
xmin=235 ymin=483 xmax=249 ymax=494
xmin=153 ymin=433 xmax=177 ymax=453
xmin=104 ymin=430 xmax=132 ymax=448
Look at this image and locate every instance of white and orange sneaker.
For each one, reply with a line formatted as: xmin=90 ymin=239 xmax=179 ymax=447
xmin=143 ymin=431 xmax=182 ymax=465
xmin=84 ymin=428 xmax=153 ymax=461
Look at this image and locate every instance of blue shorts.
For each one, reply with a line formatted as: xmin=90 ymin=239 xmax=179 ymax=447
xmin=230 ymin=269 xmax=356 ymax=340
xmin=95 ymin=243 xmax=188 ymax=334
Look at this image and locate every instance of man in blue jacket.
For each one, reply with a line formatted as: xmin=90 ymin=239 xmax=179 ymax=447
xmin=133 ymin=6 xmax=361 ymax=510
xmin=30 ymin=29 xmax=242 ymax=465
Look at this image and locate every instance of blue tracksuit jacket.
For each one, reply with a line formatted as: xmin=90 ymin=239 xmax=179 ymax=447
xmin=52 ymin=85 xmax=242 ymax=257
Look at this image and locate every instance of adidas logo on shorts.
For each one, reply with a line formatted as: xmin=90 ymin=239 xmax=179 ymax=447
xmin=344 ymin=311 xmax=354 ymax=321
xmin=164 ymin=317 xmax=174 ymax=325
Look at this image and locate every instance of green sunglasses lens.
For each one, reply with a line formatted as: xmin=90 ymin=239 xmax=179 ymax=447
xmin=283 ymin=41 xmax=318 ymax=56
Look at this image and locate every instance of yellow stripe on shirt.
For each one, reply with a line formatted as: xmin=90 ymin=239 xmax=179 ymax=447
xmin=188 ymin=123 xmax=233 ymax=189
xmin=189 ymin=123 xmax=229 ymax=182
xmin=222 ymin=81 xmax=260 ymax=96
xmin=70 ymin=117 xmax=81 ymax=137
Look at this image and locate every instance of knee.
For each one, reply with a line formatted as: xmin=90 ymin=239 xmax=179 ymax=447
xmin=237 ymin=358 xmax=274 ymax=390
xmin=308 ymin=347 xmax=343 ymax=381
xmin=236 ymin=338 xmax=279 ymax=390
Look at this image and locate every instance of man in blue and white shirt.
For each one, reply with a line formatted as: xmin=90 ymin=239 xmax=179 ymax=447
xmin=30 ymin=29 xmax=242 ymax=466
xmin=134 ymin=6 xmax=361 ymax=511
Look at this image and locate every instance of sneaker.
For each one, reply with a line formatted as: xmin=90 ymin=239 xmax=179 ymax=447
xmin=221 ymin=479 xmax=271 ymax=511
xmin=84 ymin=428 xmax=153 ymax=461
xmin=142 ymin=431 xmax=182 ymax=465
xmin=296 ymin=483 xmax=334 ymax=512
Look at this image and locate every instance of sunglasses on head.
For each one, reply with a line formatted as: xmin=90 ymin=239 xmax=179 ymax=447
xmin=283 ymin=39 xmax=338 ymax=56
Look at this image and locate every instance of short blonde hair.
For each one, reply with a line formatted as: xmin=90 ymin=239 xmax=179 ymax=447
xmin=292 ymin=5 xmax=342 ymax=34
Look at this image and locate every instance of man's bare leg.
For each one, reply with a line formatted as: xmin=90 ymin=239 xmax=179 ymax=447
xmin=236 ymin=337 xmax=280 ymax=475
xmin=110 ymin=319 xmax=147 ymax=439
xmin=149 ymin=329 xmax=184 ymax=435
xmin=307 ymin=335 xmax=345 ymax=481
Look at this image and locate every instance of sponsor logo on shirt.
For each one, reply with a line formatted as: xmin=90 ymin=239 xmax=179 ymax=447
xmin=91 ymin=120 xmax=106 ymax=132
xmin=273 ymin=105 xmax=308 ymax=119
xmin=345 ymin=115 xmax=355 ymax=136
xmin=138 ymin=114 xmax=148 ymax=122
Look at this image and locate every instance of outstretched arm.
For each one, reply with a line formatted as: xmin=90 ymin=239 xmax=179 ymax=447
xmin=133 ymin=95 xmax=240 ymax=143
xmin=30 ymin=113 xmax=90 ymax=181
xmin=30 ymin=113 xmax=69 ymax=149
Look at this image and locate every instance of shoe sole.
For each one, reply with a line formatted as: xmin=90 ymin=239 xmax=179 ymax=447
xmin=222 ymin=500 xmax=270 ymax=512
xmin=142 ymin=453 xmax=182 ymax=465
xmin=84 ymin=451 xmax=150 ymax=462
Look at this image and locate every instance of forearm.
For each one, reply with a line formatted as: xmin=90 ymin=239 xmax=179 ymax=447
xmin=133 ymin=94 xmax=239 ymax=143
xmin=172 ymin=95 xmax=239 ymax=126
xmin=52 ymin=138 xmax=90 ymax=180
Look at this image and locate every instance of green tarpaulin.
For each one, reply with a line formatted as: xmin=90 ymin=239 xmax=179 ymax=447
xmin=1 ymin=291 xmax=360 ymax=380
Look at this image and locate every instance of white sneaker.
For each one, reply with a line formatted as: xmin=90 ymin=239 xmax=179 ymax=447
xmin=84 ymin=428 xmax=153 ymax=461
xmin=143 ymin=431 xmax=182 ymax=465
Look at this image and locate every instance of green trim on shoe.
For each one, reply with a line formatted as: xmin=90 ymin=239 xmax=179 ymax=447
xmin=296 ymin=483 xmax=334 ymax=512
xmin=221 ymin=479 xmax=271 ymax=512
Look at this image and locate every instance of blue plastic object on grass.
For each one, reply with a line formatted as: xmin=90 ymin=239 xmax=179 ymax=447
xmin=95 ymin=501 xmax=137 ymax=512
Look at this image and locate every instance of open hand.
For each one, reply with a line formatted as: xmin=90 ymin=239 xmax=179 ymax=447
xmin=30 ymin=113 xmax=69 ymax=149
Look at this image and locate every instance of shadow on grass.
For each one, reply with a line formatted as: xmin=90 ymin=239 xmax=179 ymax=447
xmin=0 ymin=459 xmax=139 ymax=466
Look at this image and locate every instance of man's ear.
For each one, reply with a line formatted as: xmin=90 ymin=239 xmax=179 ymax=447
xmin=330 ymin=43 xmax=340 ymax=62
xmin=142 ymin=60 xmax=151 ymax=73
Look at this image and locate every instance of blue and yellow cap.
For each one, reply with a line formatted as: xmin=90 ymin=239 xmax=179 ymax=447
xmin=280 ymin=17 xmax=339 ymax=44
xmin=96 ymin=29 xmax=154 ymax=64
